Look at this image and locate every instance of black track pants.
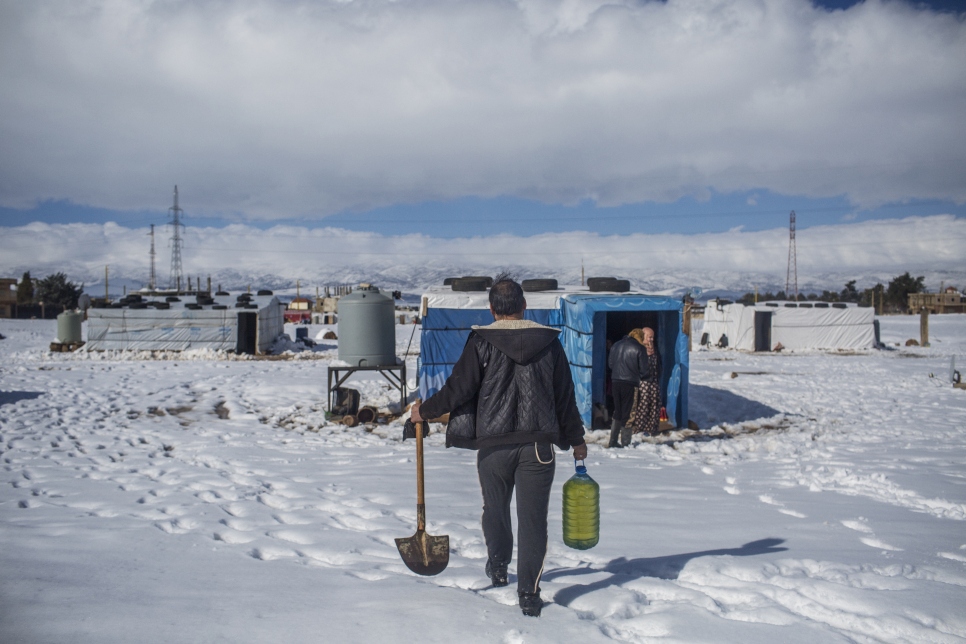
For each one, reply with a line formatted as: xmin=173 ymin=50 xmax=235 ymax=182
xmin=477 ymin=442 xmax=556 ymax=595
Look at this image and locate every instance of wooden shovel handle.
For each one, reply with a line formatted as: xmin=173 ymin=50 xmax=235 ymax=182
xmin=416 ymin=420 xmax=426 ymax=531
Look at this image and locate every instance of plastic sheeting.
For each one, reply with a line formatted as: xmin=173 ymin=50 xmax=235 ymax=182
xmin=418 ymin=288 xmax=689 ymax=429
xmin=86 ymin=296 xmax=284 ymax=352
xmin=703 ymin=301 xmax=875 ymax=351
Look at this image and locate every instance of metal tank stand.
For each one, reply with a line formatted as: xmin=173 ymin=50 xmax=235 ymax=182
xmin=327 ymin=363 xmax=407 ymax=413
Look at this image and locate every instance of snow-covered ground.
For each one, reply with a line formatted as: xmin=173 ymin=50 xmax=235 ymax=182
xmin=1 ymin=315 xmax=965 ymax=643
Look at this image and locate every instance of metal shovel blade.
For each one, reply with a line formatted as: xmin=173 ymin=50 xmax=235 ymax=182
xmin=395 ymin=527 xmax=449 ymax=576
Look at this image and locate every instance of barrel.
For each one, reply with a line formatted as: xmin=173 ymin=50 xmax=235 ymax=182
xmin=337 ymin=285 xmax=397 ymax=367
xmin=56 ymin=311 xmax=83 ymax=344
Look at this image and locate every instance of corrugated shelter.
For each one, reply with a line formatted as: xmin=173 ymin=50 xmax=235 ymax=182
xmin=86 ymin=294 xmax=284 ymax=353
xmin=418 ymin=286 xmax=689 ymax=429
xmin=702 ymin=300 xmax=875 ymax=352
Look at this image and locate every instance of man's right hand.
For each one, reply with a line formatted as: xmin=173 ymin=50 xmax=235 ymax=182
xmin=573 ymin=443 xmax=587 ymax=461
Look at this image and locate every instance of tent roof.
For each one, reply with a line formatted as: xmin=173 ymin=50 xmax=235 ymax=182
xmin=422 ymin=285 xmax=676 ymax=311
xmin=707 ymin=299 xmax=867 ymax=311
xmin=89 ymin=294 xmax=282 ymax=319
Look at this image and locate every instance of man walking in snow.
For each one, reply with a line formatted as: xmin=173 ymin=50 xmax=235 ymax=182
xmin=607 ymin=328 xmax=652 ymax=447
xmin=410 ymin=275 xmax=587 ymax=617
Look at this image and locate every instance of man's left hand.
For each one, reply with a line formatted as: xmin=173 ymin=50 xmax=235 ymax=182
xmin=573 ymin=443 xmax=588 ymax=461
xmin=410 ymin=402 xmax=422 ymax=422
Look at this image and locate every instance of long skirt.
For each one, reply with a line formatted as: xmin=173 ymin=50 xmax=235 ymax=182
xmin=628 ymin=379 xmax=661 ymax=435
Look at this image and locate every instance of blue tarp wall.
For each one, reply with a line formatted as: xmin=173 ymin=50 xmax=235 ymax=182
xmin=418 ymin=294 xmax=688 ymax=429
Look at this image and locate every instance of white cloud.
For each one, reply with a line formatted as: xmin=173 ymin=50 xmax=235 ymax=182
xmin=1 ymin=215 xmax=962 ymax=293
xmin=0 ymin=0 xmax=964 ymax=218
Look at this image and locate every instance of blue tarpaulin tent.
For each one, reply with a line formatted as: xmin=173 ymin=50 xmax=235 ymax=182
xmin=418 ymin=287 xmax=689 ymax=429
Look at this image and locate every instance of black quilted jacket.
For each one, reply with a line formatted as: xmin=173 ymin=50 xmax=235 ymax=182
xmin=608 ymin=335 xmax=650 ymax=385
xmin=419 ymin=323 xmax=585 ymax=451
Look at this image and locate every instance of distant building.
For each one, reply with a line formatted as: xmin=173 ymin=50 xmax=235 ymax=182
xmin=0 ymin=278 xmax=17 ymax=318
xmin=908 ymin=287 xmax=965 ymax=314
xmin=284 ymin=297 xmax=313 ymax=323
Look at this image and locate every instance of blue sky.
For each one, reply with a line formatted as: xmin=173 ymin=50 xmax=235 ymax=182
xmin=3 ymin=191 xmax=964 ymax=239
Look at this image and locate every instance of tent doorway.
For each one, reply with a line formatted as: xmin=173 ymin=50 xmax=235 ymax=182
xmin=237 ymin=312 xmax=257 ymax=355
xmin=754 ymin=311 xmax=772 ymax=352
xmin=592 ymin=311 xmax=662 ymax=428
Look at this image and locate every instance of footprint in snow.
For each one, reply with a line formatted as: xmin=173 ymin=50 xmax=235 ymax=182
xmin=777 ymin=508 xmax=807 ymax=518
xmin=213 ymin=530 xmax=256 ymax=545
xmin=860 ymin=537 xmax=902 ymax=551
xmin=267 ymin=529 xmax=315 ymax=545
xmin=841 ymin=519 xmax=874 ymax=533
xmin=250 ymin=545 xmax=297 ymax=561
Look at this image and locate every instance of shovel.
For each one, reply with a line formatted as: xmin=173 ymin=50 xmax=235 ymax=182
xmin=395 ymin=420 xmax=449 ymax=576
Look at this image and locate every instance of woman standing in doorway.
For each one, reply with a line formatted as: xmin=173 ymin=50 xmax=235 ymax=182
xmin=628 ymin=327 xmax=661 ymax=436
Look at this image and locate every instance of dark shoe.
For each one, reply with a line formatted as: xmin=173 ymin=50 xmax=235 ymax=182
xmin=485 ymin=560 xmax=508 ymax=587
xmin=620 ymin=426 xmax=632 ymax=447
xmin=608 ymin=419 xmax=623 ymax=448
xmin=519 ymin=591 xmax=543 ymax=617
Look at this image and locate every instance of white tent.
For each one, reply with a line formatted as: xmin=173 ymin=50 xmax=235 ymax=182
xmin=86 ymin=294 xmax=284 ymax=353
xmin=702 ymin=300 xmax=875 ymax=352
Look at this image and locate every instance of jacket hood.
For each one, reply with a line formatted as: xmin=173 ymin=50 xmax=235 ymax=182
xmin=472 ymin=319 xmax=560 ymax=364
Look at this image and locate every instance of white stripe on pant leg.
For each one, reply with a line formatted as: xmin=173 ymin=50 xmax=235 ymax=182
xmin=533 ymin=537 xmax=547 ymax=594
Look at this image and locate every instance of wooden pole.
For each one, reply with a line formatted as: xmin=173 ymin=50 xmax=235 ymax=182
xmin=683 ymin=300 xmax=692 ymax=352
xmin=105 ymin=266 xmax=109 ymax=302
xmin=920 ymin=308 xmax=930 ymax=347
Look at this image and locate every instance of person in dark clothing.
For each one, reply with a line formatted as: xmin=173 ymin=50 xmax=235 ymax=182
xmin=411 ymin=277 xmax=587 ymax=618
xmin=607 ymin=328 xmax=651 ymax=447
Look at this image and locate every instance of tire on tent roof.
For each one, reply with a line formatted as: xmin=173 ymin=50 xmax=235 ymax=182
xmin=588 ymin=277 xmax=630 ymax=293
xmin=212 ymin=305 xmax=227 ymax=310
xmin=442 ymin=277 xmax=458 ymax=286
xmin=522 ymin=278 xmax=558 ymax=292
xmin=257 ymin=290 xmax=273 ymax=296
xmin=462 ymin=276 xmax=493 ymax=288
xmin=215 ymin=291 xmax=230 ymax=296
xmin=452 ymin=278 xmax=489 ymax=292
xmin=784 ymin=303 xmax=797 ymax=307
xmin=832 ymin=303 xmax=847 ymax=309
xmin=610 ymin=279 xmax=630 ymax=293
xmin=586 ymin=277 xmax=616 ymax=291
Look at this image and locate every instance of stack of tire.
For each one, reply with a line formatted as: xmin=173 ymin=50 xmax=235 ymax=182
xmin=120 ymin=294 xmax=147 ymax=308
xmin=586 ymin=277 xmax=630 ymax=293
xmin=448 ymin=276 xmax=493 ymax=292
xmin=522 ymin=279 xmax=558 ymax=292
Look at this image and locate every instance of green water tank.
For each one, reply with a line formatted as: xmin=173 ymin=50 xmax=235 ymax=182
xmin=57 ymin=311 xmax=83 ymax=344
xmin=337 ymin=285 xmax=397 ymax=367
